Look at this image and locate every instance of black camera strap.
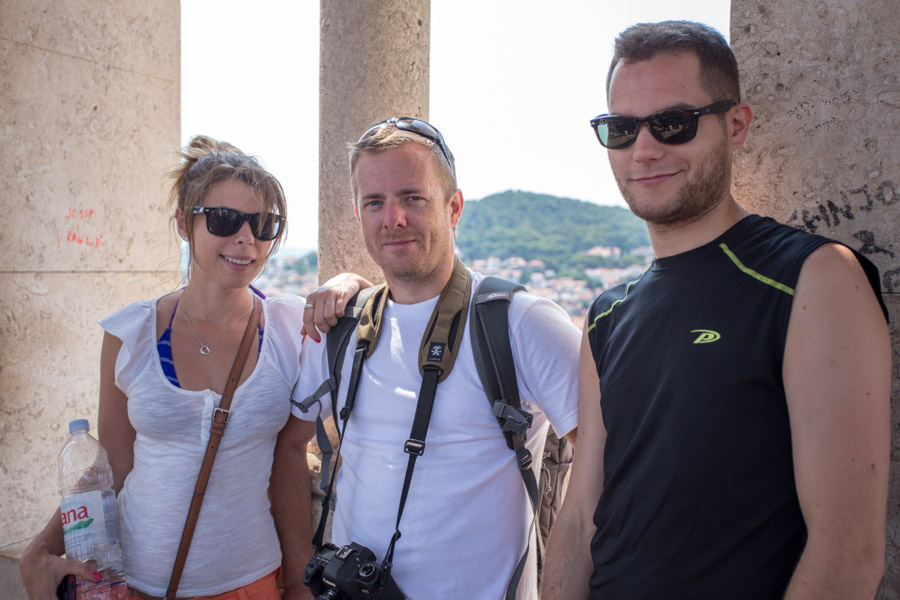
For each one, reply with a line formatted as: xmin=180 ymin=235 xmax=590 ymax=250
xmin=382 ymin=363 xmax=441 ymax=575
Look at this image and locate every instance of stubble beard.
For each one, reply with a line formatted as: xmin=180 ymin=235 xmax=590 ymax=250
xmin=368 ymin=232 xmax=450 ymax=284
xmin=617 ymin=138 xmax=733 ymax=229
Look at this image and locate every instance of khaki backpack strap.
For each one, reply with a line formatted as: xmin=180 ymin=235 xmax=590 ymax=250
xmin=357 ymin=257 xmax=472 ymax=384
xmin=417 ymin=256 xmax=472 ymax=382
xmin=357 ymin=284 xmax=390 ymax=358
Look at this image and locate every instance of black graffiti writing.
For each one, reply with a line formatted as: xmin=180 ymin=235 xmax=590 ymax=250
xmin=850 ymin=186 xmax=874 ymax=212
xmin=786 ymin=89 xmax=858 ymax=139
xmin=877 ymin=180 xmax=898 ymax=206
xmin=786 ymin=180 xmax=898 ymax=232
xmin=881 ymin=266 xmax=900 ymax=294
xmin=796 ymin=116 xmax=837 ymax=138
xmin=786 ymin=89 xmax=857 ymax=119
xmin=787 ymin=101 xmax=814 ymax=120
xmin=852 ymin=230 xmax=895 ymax=259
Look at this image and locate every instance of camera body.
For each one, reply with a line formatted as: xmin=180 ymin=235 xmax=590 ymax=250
xmin=302 ymin=542 xmax=404 ymax=600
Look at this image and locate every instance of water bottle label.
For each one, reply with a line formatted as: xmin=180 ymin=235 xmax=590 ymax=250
xmin=61 ymin=490 xmax=107 ymax=558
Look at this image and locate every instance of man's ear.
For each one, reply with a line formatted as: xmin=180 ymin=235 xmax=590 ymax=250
xmin=449 ymin=189 xmax=464 ymax=229
xmin=729 ymin=102 xmax=754 ymax=150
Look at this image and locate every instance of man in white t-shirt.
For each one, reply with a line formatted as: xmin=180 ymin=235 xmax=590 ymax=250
xmin=285 ymin=118 xmax=580 ymax=600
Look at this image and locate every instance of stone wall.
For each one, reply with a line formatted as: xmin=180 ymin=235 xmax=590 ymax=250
xmin=317 ymin=0 xmax=430 ymax=283
xmin=731 ymin=1 xmax=900 ymax=597
xmin=0 ymin=0 xmax=181 ymax=562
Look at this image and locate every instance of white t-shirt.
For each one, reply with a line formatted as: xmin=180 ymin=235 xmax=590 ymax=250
xmin=101 ymin=293 xmax=304 ymax=596
xmin=292 ymin=271 xmax=580 ymax=600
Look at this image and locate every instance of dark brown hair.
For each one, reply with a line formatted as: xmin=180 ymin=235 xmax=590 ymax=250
xmin=607 ymin=21 xmax=741 ymax=103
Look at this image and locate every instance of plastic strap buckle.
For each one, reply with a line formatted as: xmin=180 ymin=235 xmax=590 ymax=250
xmin=516 ymin=447 xmax=533 ymax=471
xmin=491 ymin=402 xmax=533 ymax=437
xmin=291 ymin=377 xmax=336 ymax=414
xmin=404 ymin=438 xmax=426 ymax=456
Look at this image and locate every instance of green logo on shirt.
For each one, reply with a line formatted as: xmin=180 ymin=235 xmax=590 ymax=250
xmin=691 ymin=329 xmax=721 ymax=344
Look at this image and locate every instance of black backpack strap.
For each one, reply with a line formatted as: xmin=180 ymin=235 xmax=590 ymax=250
xmin=470 ymin=277 xmax=540 ymax=600
xmin=471 ymin=277 xmax=531 ymax=452
xmin=324 ymin=285 xmax=383 ymax=422
xmin=290 ymin=284 xmax=383 ymax=545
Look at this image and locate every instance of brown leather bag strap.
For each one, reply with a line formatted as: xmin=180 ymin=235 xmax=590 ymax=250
xmin=165 ymin=296 xmax=262 ymax=600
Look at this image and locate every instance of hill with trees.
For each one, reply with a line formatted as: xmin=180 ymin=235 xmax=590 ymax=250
xmin=456 ymin=190 xmax=650 ymax=276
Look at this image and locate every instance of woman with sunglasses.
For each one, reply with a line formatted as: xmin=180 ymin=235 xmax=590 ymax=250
xmin=20 ymin=136 xmax=361 ymax=600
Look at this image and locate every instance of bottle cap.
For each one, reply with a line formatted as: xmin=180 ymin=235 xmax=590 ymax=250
xmin=68 ymin=419 xmax=90 ymax=433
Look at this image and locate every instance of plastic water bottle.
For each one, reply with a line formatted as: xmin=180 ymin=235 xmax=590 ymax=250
xmin=58 ymin=419 xmax=126 ymax=600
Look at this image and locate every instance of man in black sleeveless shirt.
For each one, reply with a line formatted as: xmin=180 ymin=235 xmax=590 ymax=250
xmin=542 ymin=21 xmax=890 ymax=600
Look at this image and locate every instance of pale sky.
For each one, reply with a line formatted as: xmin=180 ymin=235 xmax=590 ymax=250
xmin=182 ymin=1 xmax=731 ymax=251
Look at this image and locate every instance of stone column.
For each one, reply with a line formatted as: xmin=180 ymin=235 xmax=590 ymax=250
xmin=317 ymin=0 xmax=430 ymax=282
xmin=0 ymin=0 xmax=180 ymax=584
xmin=731 ymin=2 xmax=900 ymax=597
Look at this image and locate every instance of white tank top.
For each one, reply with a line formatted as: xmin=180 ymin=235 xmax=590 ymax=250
xmin=100 ymin=293 xmax=304 ymax=596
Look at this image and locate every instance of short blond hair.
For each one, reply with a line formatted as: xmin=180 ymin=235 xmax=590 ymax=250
xmin=348 ymin=122 xmax=457 ymax=204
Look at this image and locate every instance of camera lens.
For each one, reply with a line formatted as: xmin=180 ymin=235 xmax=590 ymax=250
xmin=358 ymin=563 xmax=377 ymax=581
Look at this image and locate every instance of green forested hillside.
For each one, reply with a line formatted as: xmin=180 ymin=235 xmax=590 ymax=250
xmin=456 ymin=190 xmax=650 ymax=274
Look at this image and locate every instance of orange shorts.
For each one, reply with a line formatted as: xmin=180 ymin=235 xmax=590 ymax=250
xmin=127 ymin=570 xmax=279 ymax=600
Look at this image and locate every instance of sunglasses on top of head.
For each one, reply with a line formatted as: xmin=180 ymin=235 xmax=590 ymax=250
xmin=358 ymin=117 xmax=456 ymax=177
xmin=590 ymin=100 xmax=737 ymax=150
xmin=192 ymin=206 xmax=284 ymax=241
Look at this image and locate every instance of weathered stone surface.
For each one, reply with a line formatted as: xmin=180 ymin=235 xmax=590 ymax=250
xmin=0 ymin=272 xmax=179 ymax=547
xmin=317 ymin=0 xmax=430 ymax=283
xmin=731 ymin=1 xmax=900 ymax=292
xmin=0 ymin=542 xmax=28 ymax=600
xmin=0 ymin=37 xmax=178 ymax=272
xmin=0 ymin=0 xmax=178 ymax=80
xmin=0 ymin=0 xmax=181 ymax=581
xmin=732 ymin=2 xmax=899 ymax=597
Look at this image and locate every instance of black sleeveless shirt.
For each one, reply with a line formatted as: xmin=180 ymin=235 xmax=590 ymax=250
xmin=586 ymin=215 xmax=885 ymax=599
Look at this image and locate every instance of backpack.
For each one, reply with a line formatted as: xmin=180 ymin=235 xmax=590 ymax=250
xmin=469 ymin=277 xmax=573 ymax=581
xmin=301 ymin=277 xmax=572 ymax=585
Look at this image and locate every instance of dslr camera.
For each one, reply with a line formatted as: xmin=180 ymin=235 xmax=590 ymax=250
xmin=302 ymin=542 xmax=404 ymax=600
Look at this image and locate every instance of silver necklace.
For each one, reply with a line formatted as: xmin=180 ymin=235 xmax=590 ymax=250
xmin=180 ymin=302 xmax=253 ymax=355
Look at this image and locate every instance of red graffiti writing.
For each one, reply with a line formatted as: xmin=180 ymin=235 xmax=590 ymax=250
xmin=66 ymin=229 xmax=104 ymax=248
xmin=65 ymin=208 xmax=95 ymax=220
xmin=57 ymin=209 xmax=103 ymax=249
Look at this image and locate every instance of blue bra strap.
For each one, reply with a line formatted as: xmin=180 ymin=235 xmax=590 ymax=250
xmin=158 ymin=299 xmax=181 ymax=388
xmin=157 ymin=294 xmax=264 ymax=388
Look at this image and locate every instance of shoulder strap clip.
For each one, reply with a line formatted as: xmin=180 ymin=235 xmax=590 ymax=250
xmin=491 ymin=401 xmax=533 ymax=438
xmin=290 ymin=376 xmax=337 ymax=415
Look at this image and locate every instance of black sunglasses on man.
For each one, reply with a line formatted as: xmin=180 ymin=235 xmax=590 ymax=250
xmin=590 ymin=100 xmax=736 ymax=149
xmin=358 ymin=117 xmax=456 ymax=177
